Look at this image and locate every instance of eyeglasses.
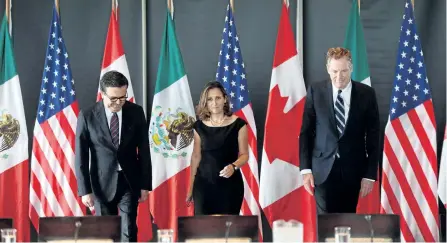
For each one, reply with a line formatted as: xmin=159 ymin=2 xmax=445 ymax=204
xmin=104 ymin=93 xmax=128 ymax=103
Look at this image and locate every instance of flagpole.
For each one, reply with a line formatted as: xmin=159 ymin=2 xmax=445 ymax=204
xmin=141 ymin=0 xmax=147 ymax=115
xmin=55 ymin=0 xmax=59 ymax=15
xmin=8 ymin=0 xmax=11 ymax=36
xmin=6 ymin=0 xmax=12 ymax=37
xmin=5 ymin=0 xmax=10 ymax=24
xmin=167 ymin=0 xmax=174 ymax=19
xmin=296 ymin=0 xmax=303 ymax=67
xmin=411 ymin=0 xmax=414 ymax=9
xmin=112 ymin=0 xmax=118 ymax=19
xmin=358 ymin=0 xmax=361 ymax=14
xmin=230 ymin=0 xmax=234 ymax=12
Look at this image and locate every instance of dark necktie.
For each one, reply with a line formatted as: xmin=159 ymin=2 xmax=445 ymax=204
xmin=335 ymin=89 xmax=345 ymax=138
xmin=110 ymin=112 xmax=119 ymax=148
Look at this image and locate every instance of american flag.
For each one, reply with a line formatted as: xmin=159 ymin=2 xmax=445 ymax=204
xmin=216 ymin=4 xmax=262 ymax=239
xmin=29 ymin=6 xmax=84 ymax=230
xmin=380 ymin=1 xmax=439 ymax=242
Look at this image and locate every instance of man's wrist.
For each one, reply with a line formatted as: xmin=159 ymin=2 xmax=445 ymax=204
xmin=301 ymin=169 xmax=312 ymax=175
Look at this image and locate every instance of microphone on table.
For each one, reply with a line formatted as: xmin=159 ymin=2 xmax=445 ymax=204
xmin=364 ymin=215 xmax=375 ymax=242
xmin=224 ymin=221 xmax=233 ymax=243
xmin=74 ymin=220 xmax=82 ymax=243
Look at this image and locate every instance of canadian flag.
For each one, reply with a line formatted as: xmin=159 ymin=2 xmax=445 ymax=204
xmin=97 ymin=9 xmax=134 ymax=102
xmin=97 ymin=7 xmax=152 ymax=242
xmin=259 ymin=2 xmax=316 ymax=242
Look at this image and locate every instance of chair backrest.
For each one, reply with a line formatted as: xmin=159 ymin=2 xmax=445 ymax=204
xmin=318 ymin=213 xmax=400 ymax=242
xmin=0 ymin=218 xmax=12 ymax=229
xmin=177 ymin=215 xmax=258 ymax=242
xmin=440 ymin=213 xmax=446 ymax=242
xmin=38 ymin=216 xmax=121 ymax=242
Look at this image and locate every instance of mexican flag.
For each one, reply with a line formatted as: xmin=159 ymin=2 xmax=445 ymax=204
xmin=343 ymin=0 xmax=379 ymax=213
xmin=149 ymin=10 xmax=195 ymax=239
xmin=0 ymin=12 xmax=30 ymax=242
xmin=343 ymin=0 xmax=371 ymax=86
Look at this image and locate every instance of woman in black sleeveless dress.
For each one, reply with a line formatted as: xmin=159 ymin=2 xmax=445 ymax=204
xmin=186 ymin=81 xmax=248 ymax=215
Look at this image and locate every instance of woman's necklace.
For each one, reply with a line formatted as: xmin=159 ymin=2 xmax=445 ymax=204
xmin=210 ymin=116 xmax=225 ymax=126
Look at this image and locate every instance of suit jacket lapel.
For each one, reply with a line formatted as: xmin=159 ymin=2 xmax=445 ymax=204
xmin=326 ymin=81 xmax=338 ymax=135
xmin=342 ymin=80 xmax=358 ymax=136
xmin=340 ymin=81 xmax=357 ymax=138
xmin=94 ymin=101 xmax=115 ymax=149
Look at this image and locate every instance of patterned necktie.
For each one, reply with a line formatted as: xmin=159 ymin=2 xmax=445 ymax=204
xmin=335 ymin=89 xmax=345 ymax=137
xmin=110 ymin=112 xmax=119 ymax=148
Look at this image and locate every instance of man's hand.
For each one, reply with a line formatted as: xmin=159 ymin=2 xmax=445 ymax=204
xmin=302 ymin=174 xmax=315 ymax=196
xmin=139 ymin=190 xmax=149 ymax=202
xmin=186 ymin=191 xmax=193 ymax=207
xmin=360 ymin=178 xmax=374 ymax=197
xmin=81 ymin=194 xmax=94 ymax=208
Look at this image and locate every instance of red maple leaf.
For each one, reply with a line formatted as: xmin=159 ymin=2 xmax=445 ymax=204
xmin=264 ymin=85 xmax=305 ymax=166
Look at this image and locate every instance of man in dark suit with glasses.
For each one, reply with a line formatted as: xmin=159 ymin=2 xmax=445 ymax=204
xmin=75 ymin=71 xmax=151 ymax=241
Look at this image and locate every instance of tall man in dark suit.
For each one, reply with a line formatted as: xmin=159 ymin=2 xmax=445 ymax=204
xmin=75 ymin=71 xmax=151 ymax=241
xmin=300 ymin=47 xmax=380 ymax=214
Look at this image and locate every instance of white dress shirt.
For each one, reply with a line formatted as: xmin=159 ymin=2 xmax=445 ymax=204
xmin=301 ymin=81 xmax=374 ymax=182
xmin=332 ymin=81 xmax=352 ymax=120
xmin=104 ymin=105 xmax=122 ymax=171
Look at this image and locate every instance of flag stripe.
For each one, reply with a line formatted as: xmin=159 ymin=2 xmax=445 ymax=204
xmin=29 ymin=163 xmax=54 ymax=219
xmin=29 ymin=188 xmax=43 ymax=229
xmin=33 ymin=124 xmax=75 ymax=205
xmin=399 ymin=111 xmax=438 ymax=190
xmin=381 ymin=171 xmax=417 ymax=242
xmin=49 ymin=114 xmax=76 ymax=172
xmin=240 ymin=197 xmax=251 ymax=215
xmin=241 ymin=104 xmax=257 ymax=140
xmin=392 ymin=116 xmax=438 ymax=217
xmin=422 ymin=101 xmax=436 ymax=129
xmin=241 ymin=173 xmax=263 ymax=236
xmin=62 ymin=104 xmax=78 ymax=135
xmin=40 ymin=121 xmax=78 ymax=196
xmin=32 ymin=135 xmax=75 ymax=215
xmin=55 ymin=111 xmax=76 ymax=153
xmin=438 ymin=126 xmax=447 ymax=206
xmin=384 ymin=135 xmax=436 ymax=241
xmin=30 ymin=179 xmax=54 ymax=219
xmin=32 ymin=135 xmax=77 ymax=216
xmin=408 ymin=108 xmax=437 ymax=176
xmin=414 ymin=104 xmax=437 ymax=168
xmin=235 ymin=109 xmax=260 ymax=197
xmin=389 ymin=117 xmax=438 ymax=221
xmin=30 ymin=151 xmax=62 ymax=216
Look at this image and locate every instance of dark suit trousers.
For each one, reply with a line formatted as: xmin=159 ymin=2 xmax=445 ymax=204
xmin=94 ymin=171 xmax=139 ymax=242
xmin=314 ymin=158 xmax=362 ymax=214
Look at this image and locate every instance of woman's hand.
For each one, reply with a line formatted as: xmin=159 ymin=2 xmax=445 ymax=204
xmin=219 ymin=164 xmax=235 ymax=178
